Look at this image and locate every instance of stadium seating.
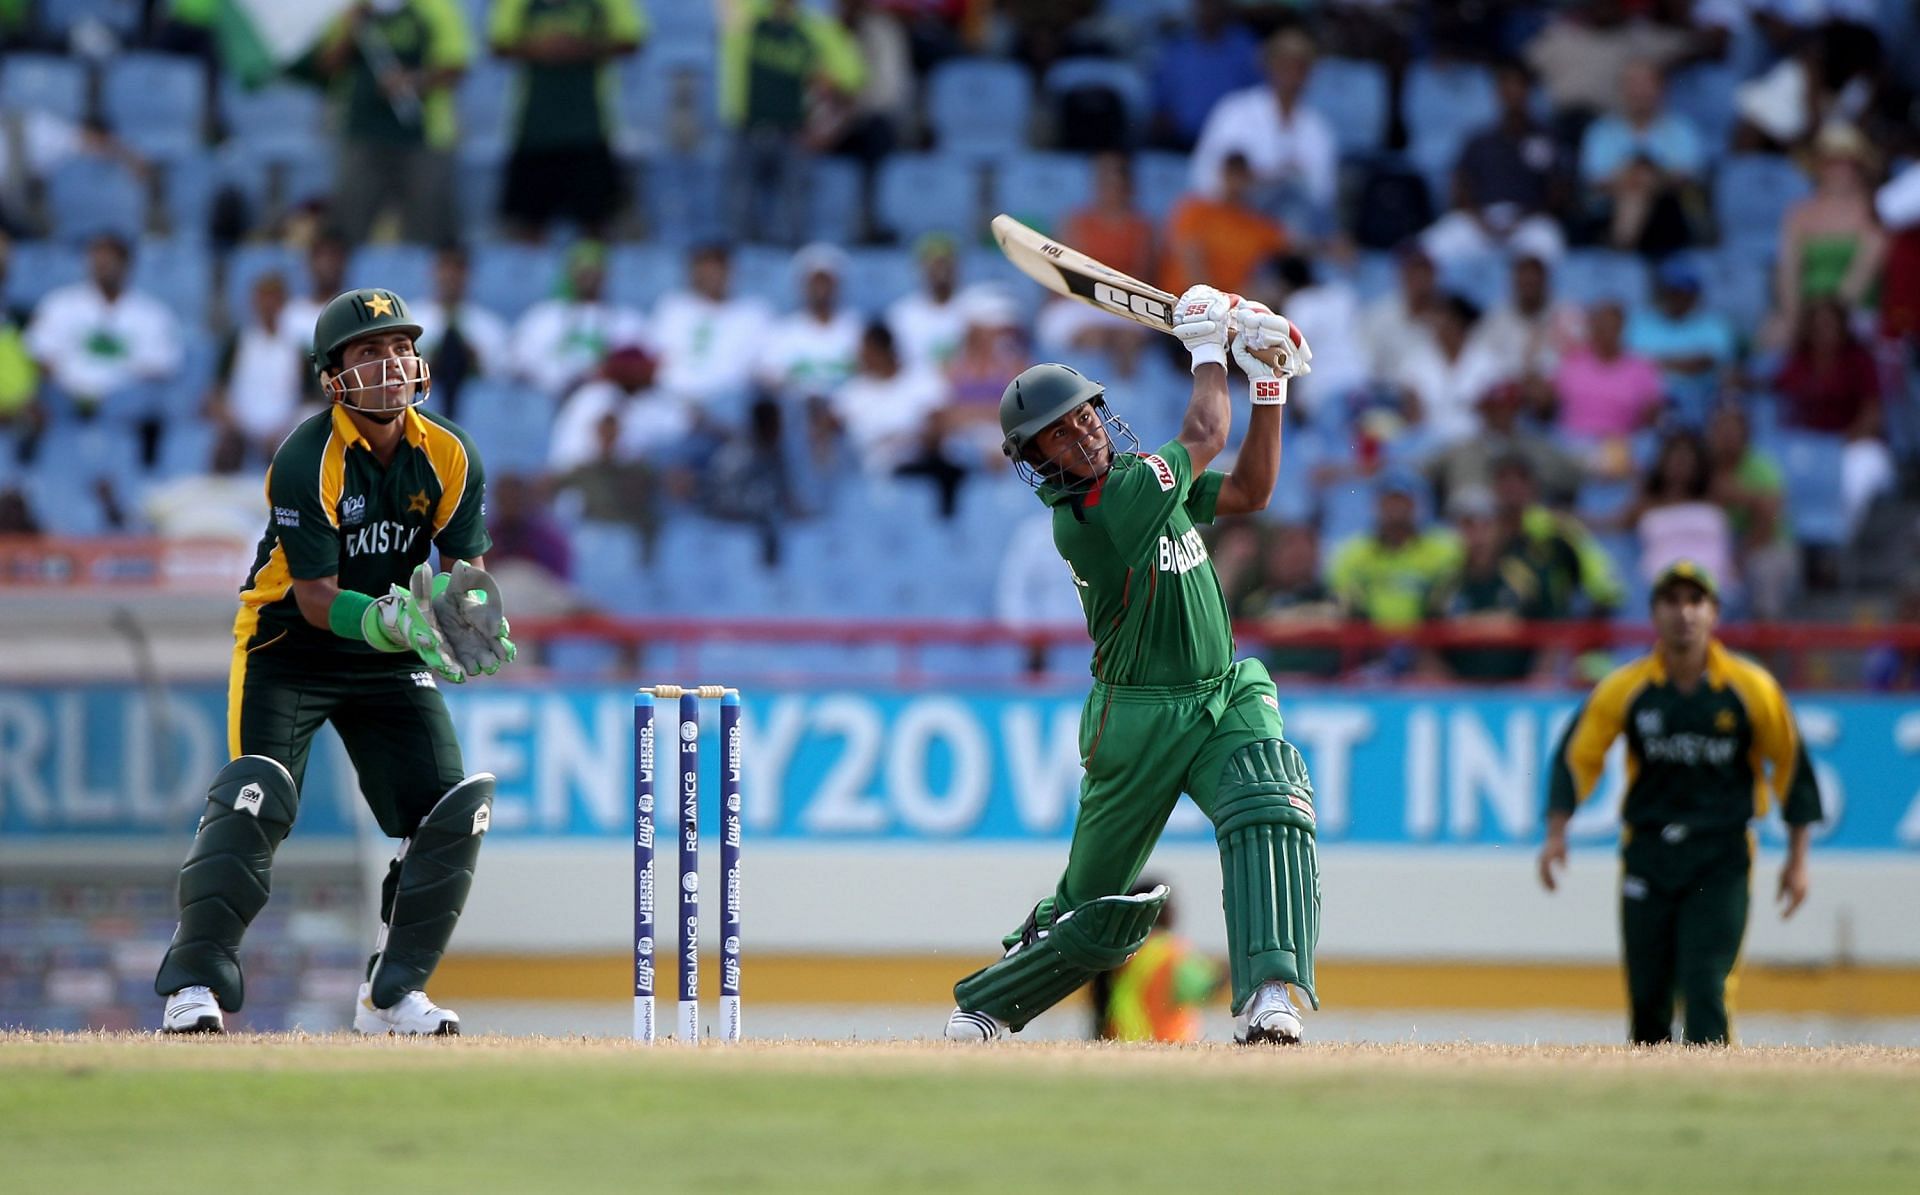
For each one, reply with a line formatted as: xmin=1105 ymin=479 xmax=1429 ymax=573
xmin=6 ymin=240 xmax=86 ymax=310
xmin=1666 ymin=64 xmax=1740 ymax=153
xmin=1779 ymin=431 xmax=1849 ymax=546
xmin=808 ymin=156 xmax=863 ymax=245
xmin=605 ymin=242 xmax=684 ymax=312
xmin=927 ymin=58 xmax=1033 ymax=158
xmin=130 ymin=239 xmax=213 ymax=325
xmin=218 ymin=80 xmax=327 ymax=160
xmin=1132 ymin=150 xmax=1192 ymax=222
xmin=37 ymin=0 xmax=141 ymax=41
xmin=1 ymin=53 xmax=89 ymax=122
xmin=994 ymin=152 xmax=1096 ymax=235
xmin=1405 ymin=61 xmax=1497 ymax=178
xmin=1557 ymin=251 xmax=1651 ymax=307
xmin=45 ymin=155 xmax=148 ymax=244
xmin=877 ymin=154 xmax=980 ymax=242
xmin=1043 ymin=57 xmax=1150 ymax=144
xmin=470 ymin=242 xmax=564 ymax=321
xmin=223 ymin=242 xmax=309 ymax=325
xmin=1302 ymin=57 xmax=1388 ymax=157
xmin=457 ymin=57 xmax=522 ymax=162
xmin=1714 ymin=155 xmax=1812 ymax=255
xmin=457 ymin=377 xmax=553 ymax=476
xmin=347 ymin=243 xmax=435 ymax=304
xmin=102 ymin=53 xmax=207 ymax=160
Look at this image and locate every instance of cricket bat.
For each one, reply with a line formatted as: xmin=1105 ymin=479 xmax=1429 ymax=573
xmin=989 ymin=212 xmax=1287 ymax=366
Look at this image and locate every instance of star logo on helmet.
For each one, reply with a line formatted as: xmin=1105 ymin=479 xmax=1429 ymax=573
xmin=365 ymin=292 xmax=395 ymax=318
xmin=407 ymin=490 xmax=431 ymax=515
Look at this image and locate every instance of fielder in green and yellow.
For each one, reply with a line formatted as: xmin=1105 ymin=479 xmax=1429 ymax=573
xmin=945 ymin=284 xmax=1320 ymax=1044
xmin=1540 ymin=560 xmax=1822 ymax=1046
xmin=155 ymin=287 xmax=517 ymax=1036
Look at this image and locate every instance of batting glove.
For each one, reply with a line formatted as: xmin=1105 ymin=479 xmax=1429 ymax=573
xmin=1172 ymin=284 xmax=1231 ymax=372
xmin=1231 ymin=302 xmax=1312 ymax=405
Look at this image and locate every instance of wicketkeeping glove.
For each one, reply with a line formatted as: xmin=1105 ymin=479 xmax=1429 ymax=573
xmin=1172 ymin=284 xmax=1231 ymax=372
xmin=421 ymin=559 xmax=517 ymax=678
xmin=363 ymin=568 xmax=467 ymax=684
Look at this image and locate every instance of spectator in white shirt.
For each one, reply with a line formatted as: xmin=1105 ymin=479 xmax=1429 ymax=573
xmin=1468 ymin=253 xmax=1589 ymax=384
xmin=1357 ymin=246 xmax=1441 ymax=385
xmin=548 ymin=344 xmax=696 ymax=474
xmin=761 ymin=242 xmax=863 ymax=402
xmin=27 ymin=233 xmax=181 ymax=418
xmin=651 ymin=241 xmax=775 ymax=419
xmin=1271 ymin=254 xmax=1366 ymax=413
xmin=206 ymin=270 xmax=310 ymax=461
xmin=511 ymin=240 xmax=647 ymax=400
xmin=1188 ymin=30 xmax=1337 ymax=225
xmin=413 ymin=243 xmax=511 ymax=420
xmin=886 ymin=233 xmax=966 ymax=373
xmin=1389 ymin=294 xmax=1510 ymax=447
xmin=824 ymin=321 xmax=947 ymax=476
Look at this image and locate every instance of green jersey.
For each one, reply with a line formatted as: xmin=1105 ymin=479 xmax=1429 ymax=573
xmin=490 ymin=0 xmax=646 ymax=150
xmin=235 ymin=405 xmax=491 ymax=659
xmin=1548 ymin=640 xmax=1822 ymax=832
xmin=1043 ymin=440 xmax=1231 ymax=687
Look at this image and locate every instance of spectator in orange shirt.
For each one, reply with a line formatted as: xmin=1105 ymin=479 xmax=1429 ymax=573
xmin=1162 ymin=151 xmax=1289 ymax=296
xmin=1062 ymin=151 xmax=1157 ymax=286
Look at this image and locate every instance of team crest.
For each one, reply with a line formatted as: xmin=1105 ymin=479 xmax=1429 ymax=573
xmin=1715 ymin=709 xmax=1737 ymax=732
xmin=407 ymin=489 xmax=431 ymax=516
xmin=1635 ymin=709 xmax=1663 ymax=738
xmin=341 ymin=495 xmax=367 ymax=526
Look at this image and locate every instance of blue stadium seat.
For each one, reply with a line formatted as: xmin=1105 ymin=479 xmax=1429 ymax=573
xmin=809 ymin=156 xmax=863 ymax=244
xmin=154 ymin=419 xmax=218 ymax=481
xmin=279 ymin=153 xmax=336 ymax=213
xmin=39 ymin=0 xmax=141 ymax=40
xmin=1347 ymin=250 xmax=1401 ymax=302
xmin=606 ymin=242 xmax=683 ymax=312
xmin=470 ymin=242 xmax=563 ymax=321
xmin=1132 ymin=150 xmax=1191 ymax=221
xmin=219 ymin=80 xmax=326 ymax=160
xmin=1 ymin=53 xmax=88 ymax=121
xmin=616 ymin=49 xmax=718 ymax=157
xmin=1714 ymin=154 xmax=1811 ymax=255
xmin=102 ymin=53 xmax=207 ymax=160
xmin=1557 ymin=250 xmax=1650 ymax=307
xmin=223 ymin=243 xmax=307 ymax=325
xmin=1666 ymin=64 xmax=1738 ymax=157
xmin=457 ymin=377 xmax=553 ymax=476
xmin=45 ymin=155 xmax=147 ymax=244
xmin=927 ymin=58 xmax=1032 ymax=158
xmin=638 ymin=148 xmax=727 ymax=247
xmin=1321 ymin=483 xmax=1377 ymax=550
xmin=1405 ymin=61 xmax=1497 ymax=175
xmin=839 ymin=246 xmax=919 ymax=316
xmin=37 ymin=417 xmax=143 ymax=480
xmin=1302 ymin=57 xmax=1388 ymax=156
xmin=1698 ymin=245 xmax=1771 ymax=341
xmin=5 ymin=240 xmax=85 ymax=310
xmin=347 ymin=243 xmax=435 ymax=306
xmin=1043 ymin=57 xmax=1149 ymax=139
xmin=877 ymin=154 xmax=979 ymax=242
xmin=728 ymin=243 xmax=796 ymax=311
xmin=568 ymin=521 xmax=647 ymax=611
xmin=457 ymin=58 xmax=521 ymax=161
xmin=1779 ymin=431 xmax=1849 ymax=545
xmin=455 ymin=144 xmax=507 ymax=241
xmin=647 ymin=0 xmax=720 ymax=53
xmin=22 ymin=466 xmax=116 ymax=536
xmin=994 ymin=152 xmax=1094 ymax=235
xmin=130 ymin=239 xmax=213 ymax=326
xmin=1438 ymin=252 xmax=1508 ymax=311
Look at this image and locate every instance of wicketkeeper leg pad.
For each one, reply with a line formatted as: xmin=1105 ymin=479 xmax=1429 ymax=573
xmin=367 ymin=774 xmax=494 ymax=1009
xmin=153 ymin=756 xmax=300 ymax=1011
xmin=953 ymin=886 xmax=1168 ymax=1032
xmin=1214 ymin=739 xmax=1321 ymax=1011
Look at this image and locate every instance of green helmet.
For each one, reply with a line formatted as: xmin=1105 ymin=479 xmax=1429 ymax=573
xmin=310 ymin=287 xmax=424 ymax=378
xmin=999 ymin=363 xmax=1105 ymax=463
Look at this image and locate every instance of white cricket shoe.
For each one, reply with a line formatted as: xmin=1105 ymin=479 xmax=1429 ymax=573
xmin=944 ymin=1008 xmax=1007 ymax=1042
xmin=1234 ymin=981 xmax=1303 ymax=1045
xmin=160 ymin=985 xmax=224 ymax=1034
xmin=354 ymin=982 xmax=461 ymax=1036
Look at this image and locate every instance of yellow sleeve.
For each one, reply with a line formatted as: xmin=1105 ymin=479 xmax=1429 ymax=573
xmin=489 ymin=0 xmax=531 ymax=47
xmin=603 ymin=0 xmax=647 ymax=44
xmin=423 ymin=0 xmax=474 ymax=70
xmin=1722 ymin=654 xmax=1807 ymax=816
xmin=1547 ymin=661 xmax=1651 ymax=811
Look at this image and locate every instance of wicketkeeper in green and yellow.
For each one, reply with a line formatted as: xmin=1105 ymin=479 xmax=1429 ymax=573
xmin=155 ymin=287 xmax=516 ymax=1036
xmin=1540 ymin=560 xmax=1822 ymax=1046
xmin=945 ymin=285 xmax=1320 ymax=1044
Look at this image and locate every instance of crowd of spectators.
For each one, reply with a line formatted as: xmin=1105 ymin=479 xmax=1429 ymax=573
xmin=1 ymin=0 xmax=1919 ymax=679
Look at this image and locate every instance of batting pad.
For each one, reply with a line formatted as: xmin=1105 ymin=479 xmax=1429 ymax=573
xmin=1213 ymin=739 xmax=1321 ymax=1010
xmin=153 ymin=756 xmax=300 ymax=1010
xmin=368 ymin=774 xmax=494 ymax=1009
xmin=954 ymin=886 xmax=1167 ymax=1032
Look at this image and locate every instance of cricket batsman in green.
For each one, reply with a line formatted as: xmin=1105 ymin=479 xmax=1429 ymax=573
xmin=156 ymin=287 xmax=516 ymax=1036
xmin=945 ymin=284 xmax=1319 ymax=1044
xmin=1540 ymin=560 xmax=1822 ymax=1045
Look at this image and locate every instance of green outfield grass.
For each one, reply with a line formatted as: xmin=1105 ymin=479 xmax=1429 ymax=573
xmin=3 ymin=1036 xmax=1916 ymax=1194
